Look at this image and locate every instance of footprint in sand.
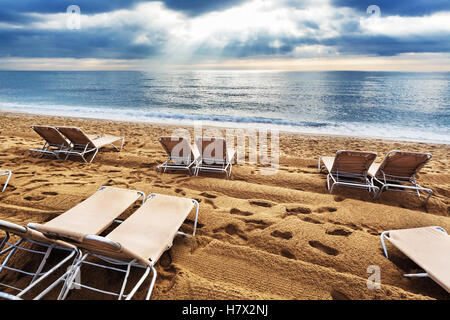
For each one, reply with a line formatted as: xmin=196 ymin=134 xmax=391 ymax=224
xmin=271 ymin=230 xmax=293 ymax=240
xmin=174 ymin=188 xmax=186 ymax=196
xmin=326 ymin=228 xmax=352 ymax=237
xmin=249 ymin=200 xmax=273 ymax=208
xmin=230 ymin=208 xmax=253 ymax=216
xmin=330 ymin=289 xmax=350 ymax=300
xmin=316 ymin=207 xmax=337 ymax=213
xmin=280 ymin=249 xmax=296 ymax=260
xmin=301 ymin=217 xmax=323 ymax=225
xmin=244 ymin=219 xmax=272 ymax=231
xmin=309 ymin=241 xmax=339 ymax=256
xmin=286 ymin=206 xmax=311 ymax=214
xmin=200 ymin=192 xmax=217 ymax=199
xmin=213 ymin=223 xmax=248 ymax=241
xmin=41 ymin=192 xmax=58 ymax=196
xmin=24 ymin=196 xmax=45 ymax=201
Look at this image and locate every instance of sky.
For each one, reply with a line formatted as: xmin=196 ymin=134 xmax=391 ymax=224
xmin=0 ymin=0 xmax=449 ymax=71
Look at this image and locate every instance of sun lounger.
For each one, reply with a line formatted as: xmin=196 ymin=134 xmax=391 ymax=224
xmin=194 ymin=137 xmax=236 ymax=179
xmin=0 ymin=170 xmax=11 ymax=193
xmin=0 ymin=186 xmax=144 ymax=299
xmin=157 ymin=136 xmax=200 ymax=175
xmin=318 ymin=150 xmax=378 ymax=195
xmin=30 ymin=193 xmax=199 ymax=300
xmin=368 ymin=151 xmax=433 ymax=202
xmin=29 ymin=125 xmax=71 ymax=158
xmin=56 ymin=126 xmax=124 ymax=163
xmin=380 ymin=226 xmax=450 ymax=293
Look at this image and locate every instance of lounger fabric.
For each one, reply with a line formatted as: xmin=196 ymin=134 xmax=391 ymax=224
xmin=368 ymin=151 xmax=431 ymax=178
xmin=31 ymin=126 xmax=70 ymax=147
xmin=159 ymin=136 xmax=200 ymax=164
xmin=57 ymin=127 xmax=123 ymax=149
xmin=386 ymin=227 xmax=450 ymax=292
xmin=30 ymin=187 xmax=142 ymax=242
xmin=325 ymin=151 xmax=377 ymax=175
xmin=105 ymin=194 xmax=195 ymax=265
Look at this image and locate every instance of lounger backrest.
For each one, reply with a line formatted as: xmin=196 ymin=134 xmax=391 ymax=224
xmin=0 ymin=219 xmax=74 ymax=249
xmin=58 ymin=194 xmax=196 ymax=267
xmin=388 ymin=227 xmax=450 ymax=293
xmin=375 ymin=151 xmax=432 ymax=178
xmin=331 ymin=150 xmax=377 ymax=175
xmin=28 ymin=187 xmax=143 ymax=243
xmin=31 ymin=126 xmax=69 ymax=147
xmin=159 ymin=136 xmax=198 ymax=163
xmin=56 ymin=127 xmax=94 ymax=147
xmin=195 ymin=137 xmax=227 ymax=164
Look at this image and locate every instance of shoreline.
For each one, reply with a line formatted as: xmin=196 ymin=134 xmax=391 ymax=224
xmin=1 ymin=110 xmax=448 ymax=146
xmin=0 ymin=111 xmax=449 ymax=300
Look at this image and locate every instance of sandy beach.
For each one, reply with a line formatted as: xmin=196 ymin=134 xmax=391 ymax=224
xmin=0 ymin=111 xmax=449 ymax=300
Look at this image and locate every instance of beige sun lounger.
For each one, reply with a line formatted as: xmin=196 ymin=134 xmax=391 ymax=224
xmin=194 ymin=137 xmax=236 ymax=179
xmin=56 ymin=126 xmax=124 ymax=163
xmin=318 ymin=150 xmax=378 ymax=196
xmin=368 ymin=151 xmax=433 ymax=202
xmin=157 ymin=136 xmax=200 ymax=175
xmin=0 ymin=170 xmax=11 ymax=193
xmin=29 ymin=125 xmax=71 ymax=158
xmin=30 ymin=193 xmax=199 ymax=300
xmin=381 ymin=226 xmax=450 ymax=293
xmin=0 ymin=186 xmax=144 ymax=300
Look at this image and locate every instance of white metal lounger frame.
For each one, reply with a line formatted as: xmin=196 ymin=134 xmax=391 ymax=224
xmin=0 ymin=223 xmax=78 ymax=299
xmin=28 ymin=126 xmax=71 ymax=159
xmin=0 ymin=170 xmax=11 ymax=193
xmin=380 ymin=226 xmax=447 ymax=278
xmin=62 ymin=139 xmax=124 ymax=164
xmin=371 ymin=151 xmax=433 ymax=203
xmin=56 ymin=128 xmax=124 ymax=163
xmin=318 ymin=152 xmax=379 ymax=197
xmin=42 ymin=193 xmax=199 ymax=301
xmin=156 ymin=137 xmax=198 ymax=175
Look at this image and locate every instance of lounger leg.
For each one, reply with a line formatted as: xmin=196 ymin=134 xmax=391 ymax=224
xmin=58 ymin=254 xmax=86 ymax=300
xmin=30 ymin=244 xmax=54 ymax=283
xmin=125 ymin=265 xmax=151 ymax=300
xmin=118 ymin=261 xmax=134 ymax=300
xmin=18 ymin=248 xmax=78 ymax=299
xmin=145 ymin=266 xmax=157 ymax=300
xmin=0 ymin=233 xmax=10 ymax=252
xmin=380 ymin=231 xmax=390 ymax=259
xmin=1 ymin=170 xmax=12 ymax=193
xmin=0 ymin=239 xmax=23 ymax=274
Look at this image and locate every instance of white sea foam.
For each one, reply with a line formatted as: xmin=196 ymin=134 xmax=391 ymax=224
xmin=1 ymin=101 xmax=449 ymax=144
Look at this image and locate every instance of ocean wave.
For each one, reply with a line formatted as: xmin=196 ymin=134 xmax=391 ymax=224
xmin=0 ymin=101 xmax=448 ymax=144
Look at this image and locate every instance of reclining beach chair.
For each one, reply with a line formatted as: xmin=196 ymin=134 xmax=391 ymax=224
xmin=194 ymin=137 xmax=236 ymax=179
xmin=368 ymin=151 xmax=433 ymax=203
xmin=30 ymin=193 xmax=199 ymax=300
xmin=56 ymin=126 xmax=124 ymax=163
xmin=318 ymin=150 xmax=378 ymax=195
xmin=380 ymin=226 xmax=450 ymax=293
xmin=157 ymin=136 xmax=200 ymax=175
xmin=29 ymin=125 xmax=71 ymax=158
xmin=0 ymin=170 xmax=11 ymax=193
xmin=0 ymin=186 xmax=144 ymax=299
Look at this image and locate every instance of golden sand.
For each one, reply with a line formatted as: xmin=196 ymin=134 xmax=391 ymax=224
xmin=0 ymin=112 xmax=449 ymax=300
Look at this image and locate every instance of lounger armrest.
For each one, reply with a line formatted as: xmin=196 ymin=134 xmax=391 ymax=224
xmin=28 ymin=223 xmax=86 ymax=243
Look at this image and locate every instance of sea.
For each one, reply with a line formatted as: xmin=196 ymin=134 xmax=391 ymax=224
xmin=0 ymin=70 xmax=448 ymax=144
